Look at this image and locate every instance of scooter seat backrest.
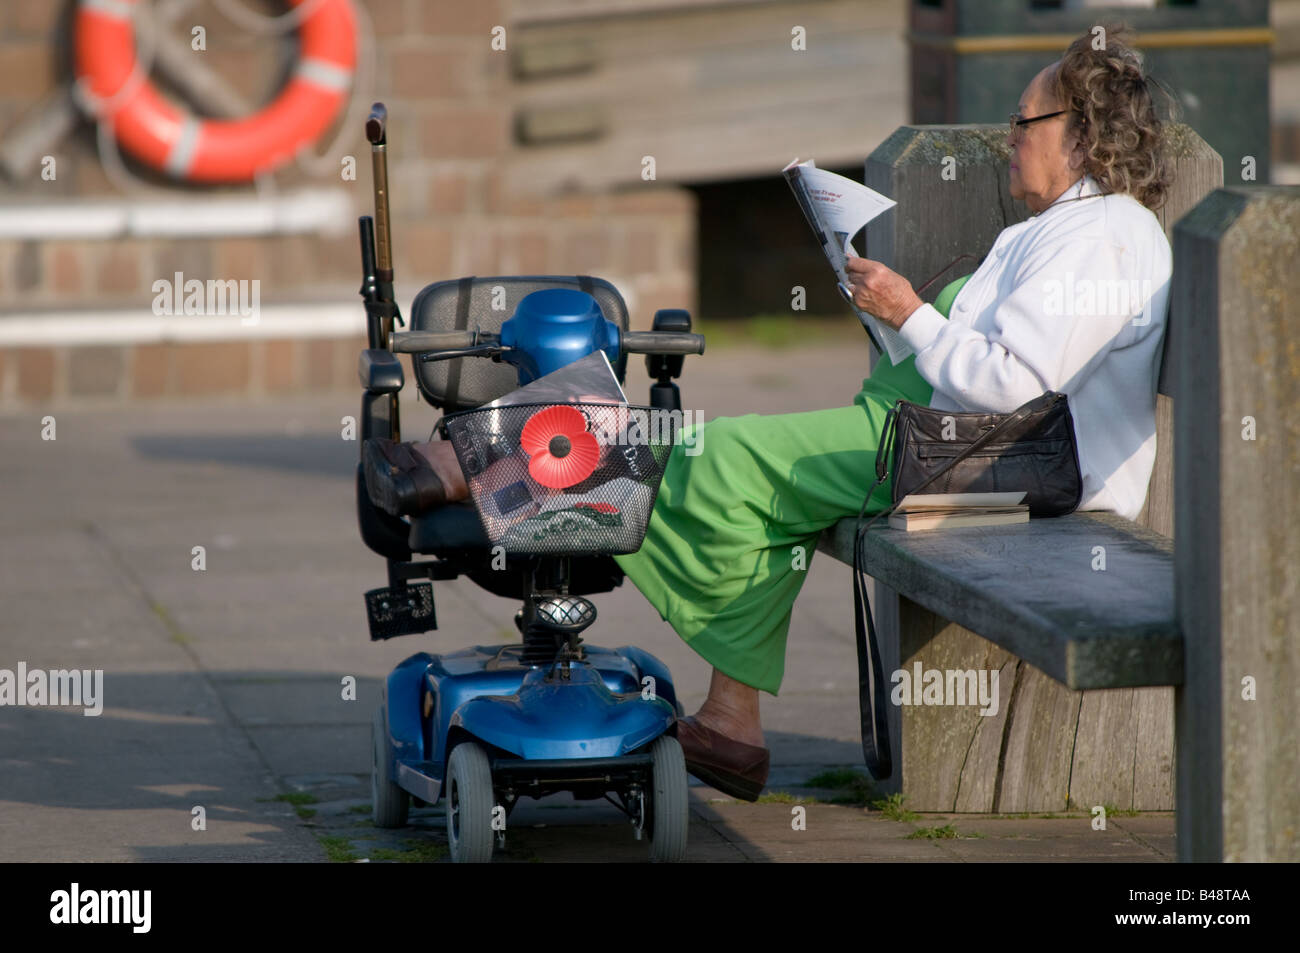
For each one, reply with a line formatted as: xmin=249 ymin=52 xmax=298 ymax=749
xmin=409 ymin=275 xmax=630 ymax=411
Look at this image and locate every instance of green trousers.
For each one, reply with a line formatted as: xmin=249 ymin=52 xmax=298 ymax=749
xmin=613 ymin=277 xmax=969 ymax=696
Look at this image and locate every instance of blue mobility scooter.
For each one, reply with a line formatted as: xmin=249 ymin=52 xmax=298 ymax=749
xmin=354 ymin=104 xmax=706 ymax=862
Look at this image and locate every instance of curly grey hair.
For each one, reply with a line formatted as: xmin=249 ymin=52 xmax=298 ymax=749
xmin=1052 ymin=26 xmax=1173 ymax=211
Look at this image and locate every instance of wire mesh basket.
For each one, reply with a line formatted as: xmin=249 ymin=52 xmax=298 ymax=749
xmin=441 ymin=401 xmax=677 ymax=555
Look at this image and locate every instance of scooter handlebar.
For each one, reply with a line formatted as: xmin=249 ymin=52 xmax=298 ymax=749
xmin=389 ymin=328 xmax=704 ymax=361
xmin=622 ymin=331 xmax=705 ymax=355
xmin=389 ymin=330 xmax=488 ymax=353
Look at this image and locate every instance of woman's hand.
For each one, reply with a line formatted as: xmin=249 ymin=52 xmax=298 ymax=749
xmin=844 ymin=257 xmax=923 ymax=331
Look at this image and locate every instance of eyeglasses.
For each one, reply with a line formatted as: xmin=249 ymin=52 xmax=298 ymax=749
xmin=1008 ymin=110 xmax=1068 ymax=142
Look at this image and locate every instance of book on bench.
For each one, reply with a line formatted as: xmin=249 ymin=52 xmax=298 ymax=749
xmin=888 ymin=491 xmax=1029 ymax=531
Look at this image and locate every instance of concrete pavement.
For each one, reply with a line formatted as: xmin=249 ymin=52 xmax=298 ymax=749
xmin=0 ymin=340 xmax=1175 ymax=862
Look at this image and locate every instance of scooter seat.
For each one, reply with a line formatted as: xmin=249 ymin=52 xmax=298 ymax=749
xmin=408 ymin=502 xmax=491 ymax=554
xmin=406 ymin=501 xmax=624 ymax=599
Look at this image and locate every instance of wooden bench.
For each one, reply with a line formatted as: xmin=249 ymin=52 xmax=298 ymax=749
xmin=816 ymin=125 xmax=1299 ymax=862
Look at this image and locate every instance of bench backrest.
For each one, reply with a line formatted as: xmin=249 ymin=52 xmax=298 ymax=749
xmin=863 ymin=123 xmax=1223 ymax=537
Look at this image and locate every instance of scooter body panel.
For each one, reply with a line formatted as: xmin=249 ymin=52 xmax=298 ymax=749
xmin=450 ymin=664 xmax=674 ymax=761
xmin=382 ymin=644 xmax=679 ymax=803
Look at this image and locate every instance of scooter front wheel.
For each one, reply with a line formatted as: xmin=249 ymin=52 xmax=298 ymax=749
xmin=446 ymin=742 xmax=497 ymax=863
xmin=647 ymin=734 xmax=689 ymax=862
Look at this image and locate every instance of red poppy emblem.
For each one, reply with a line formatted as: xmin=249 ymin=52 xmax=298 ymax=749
xmin=520 ymin=405 xmax=600 ymax=489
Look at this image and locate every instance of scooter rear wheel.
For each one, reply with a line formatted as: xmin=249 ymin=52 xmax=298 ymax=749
xmin=446 ymin=742 xmax=497 ymax=863
xmin=647 ymin=734 xmax=689 ymax=862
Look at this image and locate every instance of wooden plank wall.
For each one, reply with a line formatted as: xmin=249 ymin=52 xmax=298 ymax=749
xmin=503 ymin=0 xmax=906 ymax=195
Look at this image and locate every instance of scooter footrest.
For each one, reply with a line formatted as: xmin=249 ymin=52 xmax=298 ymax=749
xmin=365 ymin=583 xmax=436 ymax=640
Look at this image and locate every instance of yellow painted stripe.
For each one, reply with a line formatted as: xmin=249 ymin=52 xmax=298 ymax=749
xmin=909 ymin=27 xmax=1275 ymax=54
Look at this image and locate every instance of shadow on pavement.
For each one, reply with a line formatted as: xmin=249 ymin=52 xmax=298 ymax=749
xmin=130 ymin=433 xmax=356 ymax=478
xmin=1 ymin=669 xmax=800 ymax=862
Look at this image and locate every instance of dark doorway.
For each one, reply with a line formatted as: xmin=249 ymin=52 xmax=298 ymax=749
xmin=687 ymin=165 xmax=864 ymax=320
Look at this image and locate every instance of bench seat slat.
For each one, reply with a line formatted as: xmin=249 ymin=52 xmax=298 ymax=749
xmin=816 ymin=511 xmax=1182 ymax=690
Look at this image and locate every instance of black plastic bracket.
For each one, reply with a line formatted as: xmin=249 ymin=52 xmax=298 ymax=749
xmin=645 ymin=308 xmax=692 ymax=381
xmin=365 ymin=582 xmax=436 ymax=640
xmin=359 ymin=348 xmax=404 ymax=393
xmin=647 ymin=308 xmax=691 ymax=412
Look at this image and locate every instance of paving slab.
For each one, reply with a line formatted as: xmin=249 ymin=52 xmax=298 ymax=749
xmin=0 ymin=344 xmax=1175 ymax=862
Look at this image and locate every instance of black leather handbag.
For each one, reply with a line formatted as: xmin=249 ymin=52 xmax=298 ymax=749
xmin=851 ymin=390 xmax=1084 ymax=779
xmin=878 ymin=390 xmax=1084 ymax=516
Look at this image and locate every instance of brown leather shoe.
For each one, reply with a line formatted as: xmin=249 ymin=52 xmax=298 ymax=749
xmin=674 ymin=716 xmax=770 ymax=802
xmin=362 ymin=438 xmax=448 ymax=516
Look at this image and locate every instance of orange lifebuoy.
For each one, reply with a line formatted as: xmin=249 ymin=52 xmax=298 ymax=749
xmin=74 ymin=0 xmax=357 ymax=183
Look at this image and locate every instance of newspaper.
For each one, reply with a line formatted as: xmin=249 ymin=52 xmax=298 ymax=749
xmin=479 ymin=350 xmax=626 ymax=409
xmin=782 ymin=158 xmax=911 ymax=365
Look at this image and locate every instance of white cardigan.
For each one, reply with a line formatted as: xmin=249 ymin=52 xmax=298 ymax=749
xmin=896 ymin=174 xmax=1172 ymax=521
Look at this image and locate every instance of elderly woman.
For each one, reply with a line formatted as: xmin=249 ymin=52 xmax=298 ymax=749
xmin=363 ymin=30 xmax=1173 ymax=803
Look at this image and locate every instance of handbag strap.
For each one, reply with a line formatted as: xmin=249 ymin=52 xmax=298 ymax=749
xmin=854 ymin=531 xmax=894 ymax=777
xmin=852 ymin=390 xmax=1059 ymax=778
xmin=874 ymin=404 xmax=900 ymax=486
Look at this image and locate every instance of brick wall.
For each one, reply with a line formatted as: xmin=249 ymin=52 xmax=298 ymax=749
xmin=0 ymin=0 xmax=697 ymax=408
xmin=0 ymin=336 xmax=366 ymax=403
xmin=4 ymin=0 xmax=1297 ymax=411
